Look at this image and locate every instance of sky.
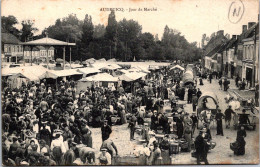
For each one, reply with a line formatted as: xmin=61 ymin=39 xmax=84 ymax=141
xmin=1 ymin=0 xmax=259 ymax=45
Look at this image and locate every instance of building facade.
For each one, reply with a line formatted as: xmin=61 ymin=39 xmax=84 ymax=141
xmin=24 ymin=46 xmax=55 ymax=63
xmin=1 ymin=32 xmax=23 ymax=63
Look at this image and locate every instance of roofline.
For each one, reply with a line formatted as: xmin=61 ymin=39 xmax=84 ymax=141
xmin=19 ymin=42 xmax=76 ymax=46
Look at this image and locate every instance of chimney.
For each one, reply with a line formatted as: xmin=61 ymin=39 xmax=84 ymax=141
xmin=248 ymin=22 xmax=256 ymax=29
xmin=232 ymin=35 xmax=237 ymax=39
xmin=242 ymin=25 xmax=247 ymax=33
xmin=237 ymin=35 xmax=240 ymax=41
xmin=217 ymin=30 xmax=224 ymax=36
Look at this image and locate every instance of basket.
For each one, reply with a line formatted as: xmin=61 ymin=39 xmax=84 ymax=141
xmin=169 ymin=142 xmax=180 ymax=154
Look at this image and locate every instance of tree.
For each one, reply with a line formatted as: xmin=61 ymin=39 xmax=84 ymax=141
xmin=105 ymin=10 xmax=118 ymax=59
xmin=20 ymin=20 xmax=38 ymax=42
xmin=94 ymin=24 xmax=106 ymax=39
xmin=44 ymin=14 xmax=83 ymax=61
xmin=117 ymin=18 xmax=142 ymax=61
xmin=80 ymin=14 xmax=94 ymax=60
xmin=1 ymin=15 xmax=20 ymax=37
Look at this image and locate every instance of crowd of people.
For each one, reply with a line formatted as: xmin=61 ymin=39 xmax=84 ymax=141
xmin=1 ymin=64 xmax=254 ymax=165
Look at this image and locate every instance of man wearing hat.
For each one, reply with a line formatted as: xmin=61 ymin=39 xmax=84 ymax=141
xmin=97 ymin=148 xmax=111 ymax=165
xmin=190 ymin=112 xmax=198 ymax=136
xmin=194 ymin=130 xmax=209 ymax=165
xmin=8 ymin=136 xmax=20 ymax=161
xmin=224 ymin=105 xmax=235 ymax=128
xmin=101 ymin=120 xmax=112 ymax=141
xmin=39 ymin=121 xmax=51 ymax=146
xmin=215 ymin=108 xmax=225 ymax=136
xmin=129 ymin=114 xmax=137 ymax=140
xmin=239 ymin=109 xmax=251 ymax=126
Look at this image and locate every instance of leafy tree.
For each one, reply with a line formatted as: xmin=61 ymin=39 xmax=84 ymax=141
xmin=20 ymin=20 xmax=38 ymax=42
xmin=94 ymin=24 xmax=106 ymax=39
xmin=79 ymin=14 xmax=94 ymax=60
xmin=1 ymin=15 xmax=20 ymax=37
xmin=105 ymin=10 xmax=118 ymax=59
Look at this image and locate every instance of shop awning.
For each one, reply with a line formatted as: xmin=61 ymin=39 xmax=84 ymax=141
xmin=2 ymin=65 xmax=48 ymax=81
xmin=119 ymin=72 xmax=147 ymax=82
xmin=170 ymin=65 xmax=184 ymax=71
xmin=79 ymin=73 xmax=118 ymax=82
xmin=77 ymin=67 xmax=100 ymax=75
xmin=40 ymin=69 xmax=82 ymax=79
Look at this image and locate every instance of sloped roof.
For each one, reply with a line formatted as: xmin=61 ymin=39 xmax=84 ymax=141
xmin=77 ymin=67 xmax=100 ymax=75
xmin=119 ymin=71 xmax=147 ymax=82
xmin=205 ymin=43 xmax=224 ymax=57
xmin=20 ymin=37 xmax=76 ymax=46
xmin=238 ymin=22 xmax=259 ymax=43
xmin=226 ymin=38 xmax=237 ymax=49
xmin=2 ymin=65 xmax=48 ymax=81
xmin=40 ymin=69 xmax=82 ymax=79
xmin=80 ymin=73 xmax=118 ymax=82
xmin=1 ymin=32 xmax=21 ymax=44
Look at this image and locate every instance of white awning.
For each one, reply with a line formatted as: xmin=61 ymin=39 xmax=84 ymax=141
xmin=2 ymin=65 xmax=48 ymax=81
xmin=79 ymin=73 xmax=118 ymax=82
xmin=170 ymin=65 xmax=184 ymax=71
xmin=40 ymin=69 xmax=82 ymax=79
xmin=119 ymin=72 xmax=147 ymax=82
xmin=77 ymin=67 xmax=100 ymax=75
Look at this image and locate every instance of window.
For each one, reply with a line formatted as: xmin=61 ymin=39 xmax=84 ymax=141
xmin=4 ymin=45 xmax=7 ymax=52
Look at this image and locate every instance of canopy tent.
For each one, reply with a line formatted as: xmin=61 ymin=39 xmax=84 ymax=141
xmin=100 ymin=64 xmax=121 ymax=70
xmin=85 ymin=58 xmax=96 ymax=64
xmin=148 ymin=65 xmax=160 ymax=70
xmin=2 ymin=65 xmax=48 ymax=81
xmin=131 ymin=66 xmax=150 ymax=73
xmin=70 ymin=64 xmax=83 ymax=69
xmin=79 ymin=73 xmax=118 ymax=82
xmin=77 ymin=67 xmax=100 ymax=76
xmin=107 ymin=58 xmax=117 ymax=62
xmin=90 ymin=63 xmax=109 ymax=70
xmin=197 ymin=91 xmax=219 ymax=112
xmin=182 ymin=70 xmax=194 ymax=85
xmin=97 ymin=58 xmax=106 ymax=62
xmin=170 ymin=65 xmax=184 ymax=71
xmin=119 ymin=72 xmax=147 ymax=82
xmin=40 ymin=69 xmax=82 ymax=79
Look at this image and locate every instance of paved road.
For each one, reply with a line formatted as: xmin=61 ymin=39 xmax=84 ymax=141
xmin=89 ymin=78 xmax=259 ymax=165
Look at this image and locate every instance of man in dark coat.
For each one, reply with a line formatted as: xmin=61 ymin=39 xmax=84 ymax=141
xmin=101 ymin=120 xmax=112 ymax=141
xmin=239 ymin=109 xmax=250 ymax=126
xmin=196 ymin=88 xmax=202 ymax=99
xmin=39 ymin=123 xmax=51 ymax=146
xmin=234 ymin=126 xmax=247 ymax=155
xmin=215 ymin=109 xmax=225 ymax=136
xmin=224 ymin=105 xmax=235 ymax=128
xmin=209 ymin=73 xmax=212 ymax=83
xmin=175 ymin=115 xmax=184 ymax=139
xmin=190 ymin=112 xmax=198 ymax=136
xmin=8 ymin=137 xmax=20 ymax=161
xmin=129 ymin=114 xmax=137 ymax=140
xmin=151 ymin=110 xmax=159 ymax=131
xmin=188 ymin=87 xmax=193 ymax=104
xmin=195 ymin=131 xmax=209 ymax=164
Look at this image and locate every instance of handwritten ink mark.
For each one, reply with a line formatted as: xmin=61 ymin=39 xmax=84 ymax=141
xmin=228 ymin=0 xmax=245 ymax=24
